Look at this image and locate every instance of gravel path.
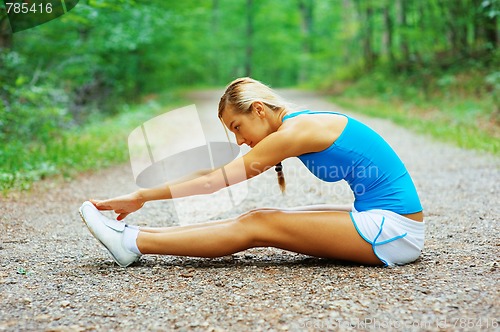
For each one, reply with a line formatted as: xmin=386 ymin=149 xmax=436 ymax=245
xmin=1 ymin=90 xmax=499 ymax=331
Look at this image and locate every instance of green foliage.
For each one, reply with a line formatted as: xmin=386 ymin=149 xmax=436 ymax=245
xmin=1 ymin=0 xmax=498 ymax=193
xmin=0 ymin=95 xmax=184 ymax=193
xmin=329 ymin=61 xmax=499 ymax=154
xmin=0 ymin=51 xmax=70 ymax=144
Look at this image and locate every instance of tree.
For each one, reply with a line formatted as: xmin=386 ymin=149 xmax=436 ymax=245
xmin=353 ymin=0 xmax=376 ymax=70
xmin=245 ymin=0 xmax=254 ymax=77
xmin=382 ymin=2 xmax=395 ymax=63
xmin=298 ymin=0 xmax=314 ymax=82
xmin=0 ymin=4 xmax=12 ymax=50
xmin=476 ymin=0 xmax=499 ymax=51
xmin=398 ymin=0 xmax=410 ymax=67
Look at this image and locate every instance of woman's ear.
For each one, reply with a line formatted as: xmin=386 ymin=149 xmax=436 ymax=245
xmin=251 ymin=101 xmax=266 ymax=118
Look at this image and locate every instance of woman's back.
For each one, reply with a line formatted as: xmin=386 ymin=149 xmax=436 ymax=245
xmin=283 ymin=110 xmax=422 ymax=215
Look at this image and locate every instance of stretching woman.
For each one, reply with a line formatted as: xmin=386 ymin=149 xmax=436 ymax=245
xmin=79 ymin=77 xmax=424 ymax=268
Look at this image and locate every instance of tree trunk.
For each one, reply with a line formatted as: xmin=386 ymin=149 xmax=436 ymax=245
xmin=398 ymin=0 xmax=410 ymax=67
xmin=298 ymin=0 xmax=314 ymax=82
xmin=245 ymin=0 xmax=253 ymax=77
xmin=354 ymin=0 xmax=375 ymax=70
xmin=363 ymin=4 xmax=375 ymax=70
xmin=482 ymin=0 xmax=499 ymax=49
xmin=383 ymin=4 xmax=394 ymax=63
xmin=485 ymin=15 xmax=498 ymax=48
xmin=0 ymin=16 xmax=12 ymax=50
xmin=472 ymin=0 xmax=483 ymax=43
xmin=439 ymin=0 xmax=469 ymax=57
xmin=455 ymin=0 xmax=469 ymax=56
xmin=211 ymin=0 xmax=220 ymax=83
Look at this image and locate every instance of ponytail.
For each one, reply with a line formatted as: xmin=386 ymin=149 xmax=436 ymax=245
xmin=275 ymin=162 xmax=286 ymax=194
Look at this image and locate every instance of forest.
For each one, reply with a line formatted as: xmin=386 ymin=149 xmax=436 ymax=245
xmin=0 ymin=0 xmax=498 ymax=192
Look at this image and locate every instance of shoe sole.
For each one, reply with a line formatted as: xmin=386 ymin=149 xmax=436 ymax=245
xmin=79 ymin=207 xmax=134 ymax=267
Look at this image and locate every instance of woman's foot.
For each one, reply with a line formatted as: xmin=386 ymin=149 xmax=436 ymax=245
xmin=79 ymin=201 xmax=140 ymax=267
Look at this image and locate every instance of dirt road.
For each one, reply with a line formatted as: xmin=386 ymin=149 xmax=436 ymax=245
xmin=1 ymin=90 xmax=498 ymax=331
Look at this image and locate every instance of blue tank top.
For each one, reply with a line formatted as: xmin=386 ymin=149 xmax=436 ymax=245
xmin=283 ymin=110 xmax=422 ymax=214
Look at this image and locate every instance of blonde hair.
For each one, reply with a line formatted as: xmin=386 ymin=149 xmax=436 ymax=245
xmin=218 ymin=77 xmax=288 ymax=193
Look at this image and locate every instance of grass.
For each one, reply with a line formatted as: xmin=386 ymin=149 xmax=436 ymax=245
xmin=324 ymin=68 xmax=499 ymax=155
xmin=331 ymin=96 xmax=499 ymax=154
xmin=0 ymin=92 xmax=187 ymax=194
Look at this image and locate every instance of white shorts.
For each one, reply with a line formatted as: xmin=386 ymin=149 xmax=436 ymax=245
xmin=350 ymin=206 xmax=425 ymax=266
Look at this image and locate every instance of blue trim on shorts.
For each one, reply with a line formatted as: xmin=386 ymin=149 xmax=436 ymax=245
xmin=371 ymin=217 xmax=388 ymax=266
xmin=349 ymin=212 xmax=373 ymax=244
xmin=349 ymin=212 xmax=409 ymax=266
xmin=349 ymin=212 xmax=388 ymax=266
xmin=374 ymin=232 xmax=408 ymax=246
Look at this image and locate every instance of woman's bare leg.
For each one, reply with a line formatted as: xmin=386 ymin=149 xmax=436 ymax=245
xmin=139 ymin=204 xmax=352 ymax=233
xmin=136 ymin=209 xmax=382 ymax=265
xmin=139 ymin=218 xmax=231 ymax=233
xmin=281 ymin=204 xmax=352 ymax=212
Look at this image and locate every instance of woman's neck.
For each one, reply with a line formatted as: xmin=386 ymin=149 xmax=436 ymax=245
xmin=273 ymin=108 xmax=290 ymax=129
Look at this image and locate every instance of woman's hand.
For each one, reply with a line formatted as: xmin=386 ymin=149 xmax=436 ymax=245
xmin=90 ymin=192 xmax=144 ymax=221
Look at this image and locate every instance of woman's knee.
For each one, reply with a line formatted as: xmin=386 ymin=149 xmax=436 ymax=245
xmin=245 ymin=207 xmax=281 ymax=215
xmin=235 ymin=209 xmax=284 ymax=244
xmin=238 ymin=209 xmax=280 ymax=223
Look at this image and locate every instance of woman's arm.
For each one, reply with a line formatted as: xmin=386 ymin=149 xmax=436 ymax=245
xmin=90 ymin=169 xmax=213 ymax=220
xmin=92 ymin=120 xmax=322 ymax=218
xmin=137 ymin=128 xmax=307 ymax=202
xmin=135 ymin=168 xmax=214 ymax=202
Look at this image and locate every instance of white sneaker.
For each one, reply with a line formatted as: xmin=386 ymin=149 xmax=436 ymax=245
xmin=79 ymin=201 xmax=140 ymax=267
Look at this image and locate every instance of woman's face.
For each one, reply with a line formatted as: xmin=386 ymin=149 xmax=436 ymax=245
xmin=220 ymin=103 xmax=271 ymax=148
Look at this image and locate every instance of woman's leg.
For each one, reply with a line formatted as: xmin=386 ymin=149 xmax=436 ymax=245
xmin=139 ymin=218 xmax=231 ymax=233
xmin=281 ymin=204 xmax=352 ymax=212
xmin=136 ymin=209 xmax=382 ymax=265
xmin=139 ymin=204 xmax=352 ymax=233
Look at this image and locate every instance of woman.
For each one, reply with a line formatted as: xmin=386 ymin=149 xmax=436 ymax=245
xmin=80 ymin=77 xmax=424 ymax=268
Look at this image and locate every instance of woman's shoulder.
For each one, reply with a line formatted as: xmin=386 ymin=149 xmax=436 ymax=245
xmin=279 ymin=111 xmax=348 ymax=152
